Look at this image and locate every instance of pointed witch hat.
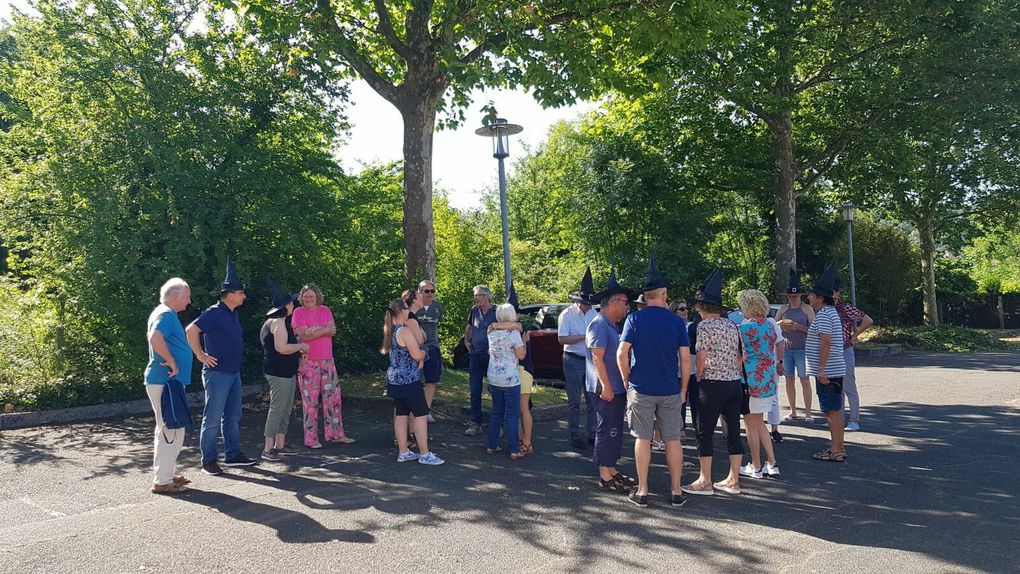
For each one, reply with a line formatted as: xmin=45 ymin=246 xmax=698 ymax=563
xmin=220 ymin=257 xmax=246 ymax=293
xmin=695 ymin=268 xmax=724 ymax=306
xmin=265 ymin=276 xmax=298 ymax=317
xmin=811 ymin=263 xmax=837 ymax=296
xmin=641 ymin=254 xmax=669 ymax=292
xmin=507 ymin=281 xmax=521 ymax=313
xmin=787 ymin=267 xmax=803 ymax=294
xmin=568 ymin=266 xmax=598 ymax=305
xmin=593 ymin=267 xmax=635 ymax=302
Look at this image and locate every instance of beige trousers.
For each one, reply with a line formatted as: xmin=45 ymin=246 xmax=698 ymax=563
xmin=146 ymin=384 xmax=186 ymax=485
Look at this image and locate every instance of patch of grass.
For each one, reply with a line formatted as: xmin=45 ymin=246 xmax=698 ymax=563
xmin=343 ymin=368 xmax=568 ymax=409
xmin=861 ymin=326 xmax=1020 ymax=353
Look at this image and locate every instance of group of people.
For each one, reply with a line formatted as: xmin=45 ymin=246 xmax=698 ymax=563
xmin=143 ymin=261 xmax=357 ymax=494
xmin=143 ymin=256 xmax=873 ymax=507
xmin=454 ymin=257 xmax=873 ymax=508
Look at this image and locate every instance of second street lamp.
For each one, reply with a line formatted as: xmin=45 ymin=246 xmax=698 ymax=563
xmin=475 ymin=117 xmax=523 ymax=297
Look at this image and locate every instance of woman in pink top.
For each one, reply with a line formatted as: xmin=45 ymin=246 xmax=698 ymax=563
xmin=292 ymin=283 xmax=355 ymax=447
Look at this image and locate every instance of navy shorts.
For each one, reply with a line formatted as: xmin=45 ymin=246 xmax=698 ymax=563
xmin=423 ymin=347 xmax=443 ymax=384
xmin=815 ymin=377 xmax=844 ymax=413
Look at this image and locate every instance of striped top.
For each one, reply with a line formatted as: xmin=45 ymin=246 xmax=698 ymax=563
xmin=806 ymin=306 xmax=846 ymax=377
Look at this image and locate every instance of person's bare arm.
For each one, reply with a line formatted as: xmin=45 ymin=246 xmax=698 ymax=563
xmin=514 ymin=344 xmax=526 ymax=360
xmin=407 ymin=318 xmax=425 ymax=345
xmin=148 ymin=329 xmax=178 ymax=377
xmin=852 ymin=313 xmax=874 ymax=345
xmin=591 ymin=347 xmax=615 ymax=400
xmin=696 ymin=351 xmax=706 ymax=380
xmin=398 ymin=327 xmax=426 ymax=368
xmin=464 ymin=323 xmax=473 ymax=353
xmin=616 ymin=342 xmax=632 ymax=389
xmin=679 ymin=347 xmax=691 ymax=402
xmin=818 ymin=332 xmax=831 ymax=384
xmin=488 ymin=321 xmax=522 ymax=332
xmin=185 ymin=323 xmax=217 ymax=368
xmin=272 ymin=319 xmax=308 ymax=355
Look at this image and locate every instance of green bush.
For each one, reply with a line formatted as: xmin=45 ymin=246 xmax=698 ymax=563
xmin=865 ymin=325 xmax=1017 ymax=353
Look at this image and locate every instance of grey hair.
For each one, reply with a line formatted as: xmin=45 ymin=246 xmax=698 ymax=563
xmin=418 ymin=279 xmax=435 ymax=290
xmin=473 ymin=284 xmax=492 ymax=299
xmin=159 ymin=278 xmax=189 ymax=304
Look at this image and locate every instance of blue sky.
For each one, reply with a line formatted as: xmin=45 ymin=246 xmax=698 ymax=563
xmin=2 ymin=1 xmax=592 ymax=209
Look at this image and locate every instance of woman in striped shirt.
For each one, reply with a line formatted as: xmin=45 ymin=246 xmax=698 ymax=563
xmin=806 ymin=264 xmax=848 ymax=462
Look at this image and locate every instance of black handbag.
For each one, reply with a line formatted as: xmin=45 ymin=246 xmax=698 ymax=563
xmin=160 ymin=378 xmax=193 ymax=432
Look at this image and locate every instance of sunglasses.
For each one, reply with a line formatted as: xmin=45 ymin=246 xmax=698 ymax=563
xmin=677 ymin=307 xmax=688 ymax=311
xmin=422 ymin=289 xmax=435 ymax=293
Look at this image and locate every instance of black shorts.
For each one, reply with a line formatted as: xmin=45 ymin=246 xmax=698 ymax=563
xmin=393 ymin=389 xmax=430 ymax=417
xmin=423 ymin=347 xmax=443 ymax=384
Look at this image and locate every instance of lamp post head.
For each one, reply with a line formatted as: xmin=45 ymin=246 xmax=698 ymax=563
xmin=841 ymin=201 xmax=855 ymax=222
xmin=475 ymin=118 xmax=523 ymax=159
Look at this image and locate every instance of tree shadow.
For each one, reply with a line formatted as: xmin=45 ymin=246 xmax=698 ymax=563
xmin=860 ymin=350 xmax=1020 ymax=371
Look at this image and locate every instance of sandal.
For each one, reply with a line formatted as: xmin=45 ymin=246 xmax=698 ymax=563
xmin=520 ymin=443 xmax=534 ymax=455
xmin=509 ymin=453 xmax=523 ymax=461
xmin=812 ymin=449 xmax=847 ymax=462
xmin=599 ymin=477 xmax=626 ymax=492
xmin=611 ymin=473 xmax=637 ymax=488
xmin=713 ymin=480 xmax=741 ymax=495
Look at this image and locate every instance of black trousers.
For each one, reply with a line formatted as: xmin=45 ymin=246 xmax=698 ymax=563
xmin=696 ymin=379 xmax=744 ymax=457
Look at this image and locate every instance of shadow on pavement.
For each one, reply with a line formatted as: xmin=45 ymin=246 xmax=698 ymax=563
xmin=859 ymin=350 xmax=1020 ymax=371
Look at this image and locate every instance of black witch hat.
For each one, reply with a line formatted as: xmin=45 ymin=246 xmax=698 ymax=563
xmin=811 ymin=263 xmax=836 ymax=296
xmin=265 ymin=276 xmax=298 ymax=317
xmin=787 ymin=267 xmax=803 ymax=294
xmin=641 ymin=254 xmax=669 ymax=292
xmin=695 ymin=269 xmax=724 ymax=306
xmin=568 ymin=266 xmax=598 ymax=305
xmin=507 ymin=281 xmax=521 ymax=313
xmin=220 ymin=258 xmax=246 ymax=293
xmin=593 ymin=267 xmax=635 ymax=302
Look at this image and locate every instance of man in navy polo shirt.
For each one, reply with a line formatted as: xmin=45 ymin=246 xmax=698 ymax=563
xmin=186 ymin=259 xmax=257 ymax=475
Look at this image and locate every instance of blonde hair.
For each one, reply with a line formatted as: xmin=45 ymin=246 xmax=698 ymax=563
xmin=495 ymin=303 xmax=517 ymax=322
xmin=300 ymin=283 xmax=325 ymax=306
xmin=737 ymin=289 xmax=771 ymax=319
xmin=380 ymin=298 xmax=407 ymax=355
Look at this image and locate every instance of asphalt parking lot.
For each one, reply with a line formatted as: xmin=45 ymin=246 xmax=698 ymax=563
xmin=1 ymin=351 xmax=1018 ymax=573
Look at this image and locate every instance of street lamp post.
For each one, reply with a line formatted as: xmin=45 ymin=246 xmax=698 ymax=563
xmin=841 ymin=201 xmax=858 ymax=307
xmin=475 ymin=117 xmax=523 ymax=297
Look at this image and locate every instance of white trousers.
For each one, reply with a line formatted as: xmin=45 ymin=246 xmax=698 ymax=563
xmin=146 ymin=384 xmax=186 ymax=486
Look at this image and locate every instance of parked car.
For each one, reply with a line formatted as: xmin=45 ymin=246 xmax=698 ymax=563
xmin=452 ymin=303 xmax=571 ymax=381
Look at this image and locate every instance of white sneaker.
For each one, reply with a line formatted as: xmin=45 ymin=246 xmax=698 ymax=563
xmin=845 ymin=422 xmax=860 ymax=432
xmin=804 ymin=416 xmax=815 ymax=425
xmin=763 ymin=461 xmax=781 ymax=477
xmin=739 ymin=463 xmax=763 ymax=479
xmin=651 ymin=439 xmax=666 ymax=452
xmin=396 ymin=451 xmax=419 ymax=463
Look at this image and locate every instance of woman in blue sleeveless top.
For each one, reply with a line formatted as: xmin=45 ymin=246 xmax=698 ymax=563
xmin=381 ymin=298 xmax=444 ymax=466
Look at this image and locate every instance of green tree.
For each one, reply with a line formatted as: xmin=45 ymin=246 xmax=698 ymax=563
xmin=234 ymin=0 xmax=734 ymax=284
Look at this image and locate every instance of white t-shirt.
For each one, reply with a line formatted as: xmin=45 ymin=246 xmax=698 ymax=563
xmin=558 ymin=304 xmax=597 ymax=355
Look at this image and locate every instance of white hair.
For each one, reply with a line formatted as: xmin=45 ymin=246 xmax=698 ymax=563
xmin=495 ymin=303 xmax=517 ymax=322
xmin=473 ymin=284 xmax=492 ymax=299
xmin=159 ymin=278 xmax=190 ymax=304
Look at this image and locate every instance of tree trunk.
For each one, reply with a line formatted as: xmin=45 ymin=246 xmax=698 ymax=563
xmin=398 ymin=97 xmax=438 ymax=285
xmin=918 ymin=218 xmax=940 ymax=326
xmin=772 ymin=111 xmax=797 ymax=296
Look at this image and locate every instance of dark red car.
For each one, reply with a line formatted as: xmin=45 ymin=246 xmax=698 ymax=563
xmin=452 ymin=303 xmax=572 ymax=381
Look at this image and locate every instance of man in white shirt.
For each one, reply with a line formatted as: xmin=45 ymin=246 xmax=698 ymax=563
xmin=559 ymin=266 xmax=599 ymax=449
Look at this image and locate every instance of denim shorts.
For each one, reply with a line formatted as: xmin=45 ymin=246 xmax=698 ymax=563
xmin=815 ymin=377 xmax=844 ymax=413
xmin=784 ymin=348 xmax=807 ymax=378
xmin=423 ymin=347 xmax=443 ymax=384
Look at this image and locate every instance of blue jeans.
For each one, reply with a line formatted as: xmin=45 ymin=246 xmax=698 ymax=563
xmin=468 ymin=351 xmax=489 ymax=425
xmin=563 ymin=353 xmax=595 ymax=441
xmin=487 ymin=384 xmax=521 ymax=453
xmin=200 ymin=370 xmax=243 ymax=464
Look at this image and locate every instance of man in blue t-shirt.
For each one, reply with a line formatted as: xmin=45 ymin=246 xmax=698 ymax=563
xmin=616 ymin=257 xmax=692 ymax=508
xmin=586 ymin=269 xmax=636 ymax=492
xmin=185 ymin=259 xmax=257 ymax=475
xmin=144 ymin=278 xmax=193 ymax=494
xmin=463 ymin=284 xmax=496 ymax=436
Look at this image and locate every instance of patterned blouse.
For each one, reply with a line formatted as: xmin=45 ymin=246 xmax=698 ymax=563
xmin=695 ymin=317 xmax=742 ymax=381
xmin=487 ymin=329 xmax=524 ymax=387
xmin=739 ymin=318 xmax=779 ymax=398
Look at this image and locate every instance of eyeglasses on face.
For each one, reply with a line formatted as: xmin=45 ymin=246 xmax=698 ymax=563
xmin=422 ymin=289 xmax=435 ymax=293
